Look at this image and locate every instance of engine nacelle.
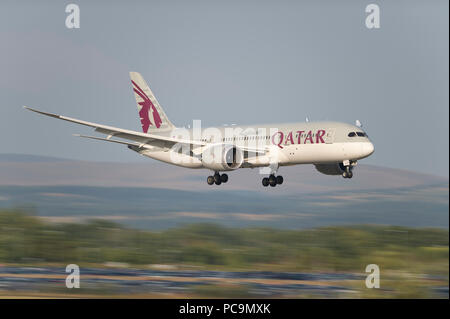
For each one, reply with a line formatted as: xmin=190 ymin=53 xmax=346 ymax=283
xmin=314 ymin=163 xmax=346 ymax=175
xmin=201 ymin=144 xmax=244 ymax=171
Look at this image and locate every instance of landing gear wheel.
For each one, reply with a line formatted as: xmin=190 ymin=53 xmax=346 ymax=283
xmin=342 ymin=166 xmax=353 ymax=179
xmin=208 ymin=172 xmax=228 ymax=185
xmin=221 ymin=174 xmax=228 ymax=183
xmin=268 ymin=175 xmax=277 ymax=187
xmin=276 ymin=176 xmax=284 ymax=185
xmin=263 ymin=174 xmax=283 ymax=187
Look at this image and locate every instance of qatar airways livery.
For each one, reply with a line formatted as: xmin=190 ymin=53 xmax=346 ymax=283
xmin=24 ymin=72 xmax=374 ymax=187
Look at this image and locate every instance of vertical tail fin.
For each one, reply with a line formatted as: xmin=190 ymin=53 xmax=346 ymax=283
xmin=130 ymin=72 xmax=175 ymax=133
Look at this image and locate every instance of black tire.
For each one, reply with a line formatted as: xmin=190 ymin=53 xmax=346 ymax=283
xmin=262 ymin=177 xmax=269 ymax=187
xmin=214 ymin=174 xmax=221 ymax=183
xmin=347 ymin=171 xmax=353 ymax=179
xmin=268 ymin=174 xmax=276 ymax=184
xmin=342 ymin=171 xmax=348 ymax=178
xmin=215 ymin=179 xmax=222 ymax=185
xmin=276 ymin=175 xmax=283 ymax=185
xmin=269 ymin=175 xmax=277 ymax=187
xmin=207 ymin=176 xmax=214 ymax=185
xmin=221 ymin=174 xmax=228 ymax=183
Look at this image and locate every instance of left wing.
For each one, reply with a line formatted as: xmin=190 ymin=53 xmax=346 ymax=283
xmin=24 ymin=106 xmax=206 ymax=148
xmin=24 ymin=106 xmax=269 ymax=157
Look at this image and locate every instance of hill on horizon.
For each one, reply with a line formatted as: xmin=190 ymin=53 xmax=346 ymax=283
xmin=0 ymin=154 xmax=447 ymax=230
xmin=0 ymin=153 xmax=447 ymax=194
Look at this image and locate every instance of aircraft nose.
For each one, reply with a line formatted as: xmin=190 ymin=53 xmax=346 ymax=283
xmin=362 ymin=142 xmax=374 ymax=157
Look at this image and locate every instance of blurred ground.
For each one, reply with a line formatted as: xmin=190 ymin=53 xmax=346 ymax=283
xmin=0 ymin=266 xmax=447 ymax=298
xmin=0 ymin=155 xmax=448 ymax=298
xmin=0 ymin=210 xmax=448 ymax=298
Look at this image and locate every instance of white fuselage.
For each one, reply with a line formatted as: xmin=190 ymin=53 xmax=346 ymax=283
xmin=136 ymin=121 xmax=375 ymax=171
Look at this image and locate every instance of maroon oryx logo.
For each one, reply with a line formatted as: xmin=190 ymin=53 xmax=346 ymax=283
xmin=132 ymin=80 xmax=162 ymax=132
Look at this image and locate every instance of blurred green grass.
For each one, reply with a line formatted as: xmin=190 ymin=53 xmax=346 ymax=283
xmin=0 ymin=209 xmax=447 ymax=275
xmin=0 ymin=209 xmax=448 ymax=298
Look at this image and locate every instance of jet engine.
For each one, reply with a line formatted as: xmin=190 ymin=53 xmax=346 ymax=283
xmin=201 ymin=144 xmax=244 ymax=171
xmin=314 ymin=163 xmax=346 ymax=175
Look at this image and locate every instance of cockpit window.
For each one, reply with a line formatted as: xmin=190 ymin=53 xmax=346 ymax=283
xmin=348 ymin=132 xmax=367 ymax=137
xmin=356 ymin=132 xmax=365 ymax=137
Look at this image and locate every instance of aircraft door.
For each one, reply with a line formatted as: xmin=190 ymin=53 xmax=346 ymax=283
xmin=324 ymin=128 xmax=335 ymax=144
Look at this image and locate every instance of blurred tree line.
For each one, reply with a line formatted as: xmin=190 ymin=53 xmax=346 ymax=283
xmin=0 ymin=209 xmax=448 ymax=274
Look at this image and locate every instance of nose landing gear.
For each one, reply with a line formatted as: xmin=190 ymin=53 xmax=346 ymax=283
xmin=207 ymin=172 xmax=228 ymax=185
xmin=342 ymin=169 xmax=353 ymax=179
xmin=342 ymin=164 xmax=354 ymax=179
xmin=262 ymin=174 xmax=283 ymax=187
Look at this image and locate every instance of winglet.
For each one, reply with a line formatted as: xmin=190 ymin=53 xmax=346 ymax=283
xmin=23 ymin=106 xmax=61 ymax=119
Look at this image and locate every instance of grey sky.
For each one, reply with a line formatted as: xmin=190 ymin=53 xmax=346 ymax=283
xmin=1 ymin=0 xmax=448 ymax=177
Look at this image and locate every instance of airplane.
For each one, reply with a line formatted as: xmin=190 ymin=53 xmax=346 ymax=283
xmin=24 ymin=72 xmax=374 ymax=188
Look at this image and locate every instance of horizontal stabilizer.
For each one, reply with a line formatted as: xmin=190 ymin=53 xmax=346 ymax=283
xmin=73 ymin=134 xmax=153 ymax=149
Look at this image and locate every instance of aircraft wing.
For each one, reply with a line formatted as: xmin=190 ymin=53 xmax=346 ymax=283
xmin=23 ymin=106 xmax=206 ymax=148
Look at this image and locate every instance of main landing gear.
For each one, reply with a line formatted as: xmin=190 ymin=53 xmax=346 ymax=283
xmin=262 ymin=174 xmax=283 ymax=187
xmin=207 ymin=172 xmax=228 ymax=185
